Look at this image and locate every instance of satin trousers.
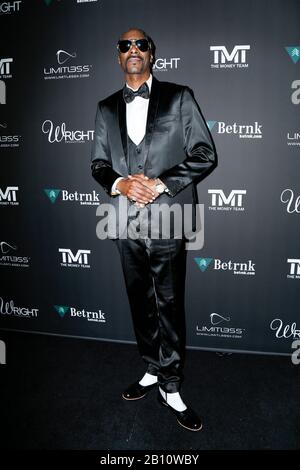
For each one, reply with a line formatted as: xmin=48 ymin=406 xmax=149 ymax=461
xmin=115 ymin=237 xmax=187 ymax=393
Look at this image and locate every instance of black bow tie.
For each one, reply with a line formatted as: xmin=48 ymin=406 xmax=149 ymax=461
xmin=123 ymin=82 xmax=150 ymax=103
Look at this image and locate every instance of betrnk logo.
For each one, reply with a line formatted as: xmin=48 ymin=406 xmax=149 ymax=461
xmin=210 ymin=45 xmax=250 ymax=68
xmin=44 ymin=188 xmax=99 ymax=205
xmin=54 ymin=305 xmax=70 ymax=317
xmin=194 ymin=258 xmax=213 ymax=272
xmin=285 ymin=46 xmax=300 ymax=64
xmin=0 ymin=186 xmax=19 ymax=204
xmin=208 ymin=120 xmax=262 ymax=138
xmin=195 ymin=257 xmax=255 ymax=276
xmin=59 ymin=248 xmax=91 ymax=267
xmin=287 ymin=259 xmax=300 ymax=279
xmin=0 ymin=58 xmax=13 ymax=76
xmin=54 ymin=304 xmax=106 ymax=323
xmin=208 ymin=189 xmax=246 ymax=210
xmin=207 ymin=121 xmax=216 ymax=131
xmin=44 ymin=189 xmax=60 ymax=203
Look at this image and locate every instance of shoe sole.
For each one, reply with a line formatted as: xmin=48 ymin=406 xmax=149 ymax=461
xmin=176 ymin=419 xmax=203 ymax=432
xmin=158 ymin=395 xmax=203 ymax=432
xmin=122 ymin=382 xmax=157 ymax=401
xmin=122 ymin=393 xmax=147 ymax=401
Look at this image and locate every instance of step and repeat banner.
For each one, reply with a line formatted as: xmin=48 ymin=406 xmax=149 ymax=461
xmin=0 ymin=0 xmax=299 ymax=355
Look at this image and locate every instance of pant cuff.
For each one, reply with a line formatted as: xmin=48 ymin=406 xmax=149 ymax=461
xmin=146 ymin=365 xmax=159 ymax=376
xmin=159 ymin=382 xmax=181 ymax=393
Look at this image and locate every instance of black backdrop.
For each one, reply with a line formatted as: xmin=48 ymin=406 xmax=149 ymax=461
xmin=1 ymin=0 xmax=299 ymax=355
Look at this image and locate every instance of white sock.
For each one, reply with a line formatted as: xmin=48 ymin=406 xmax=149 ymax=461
xmin=159 ymin=386 xmax=187 ymax=412
xmin=139 ymin=372 xmax=158 ymax=386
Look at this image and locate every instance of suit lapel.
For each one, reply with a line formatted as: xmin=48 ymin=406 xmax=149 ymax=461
xmin=144 ymin=76 xmax=160 ymax=165
xmin=117 ymin=90 xmax=128 ymax=162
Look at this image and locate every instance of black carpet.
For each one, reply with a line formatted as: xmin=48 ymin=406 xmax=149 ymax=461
xmin=1 ymin=330 xmax=300 ymax=450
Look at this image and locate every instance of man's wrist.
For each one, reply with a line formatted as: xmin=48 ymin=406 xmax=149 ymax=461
xmin=155 ymin=178 xmax=169 ymax=194
xmin=111 ymin=177 xmax=124 ymax=195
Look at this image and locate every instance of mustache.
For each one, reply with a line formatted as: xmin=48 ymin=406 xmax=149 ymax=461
xmin=126 ymin=55 xmax=143 ymax=63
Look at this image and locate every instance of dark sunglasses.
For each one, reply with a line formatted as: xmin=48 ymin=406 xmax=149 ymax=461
xmin=117 ymin=38 xmax=150 ymax=53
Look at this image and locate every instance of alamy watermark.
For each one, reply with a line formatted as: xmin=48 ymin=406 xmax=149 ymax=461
xmin=95 ymin=198 xmax=205 ymax=250
xmin=291 ymin=340 xmax=300 ymax=365
xmin=0 ymin=339 xmax=6 ymax=364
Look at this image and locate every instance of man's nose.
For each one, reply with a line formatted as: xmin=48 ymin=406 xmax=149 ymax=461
xmin=130 ymin=43 xmax=139 ymax=53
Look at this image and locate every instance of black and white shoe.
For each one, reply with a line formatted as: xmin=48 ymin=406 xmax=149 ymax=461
xmin=122 ymin=380 xmax=157 ymax=401
xmin=157 ymin=391 xmax=203 ymax=432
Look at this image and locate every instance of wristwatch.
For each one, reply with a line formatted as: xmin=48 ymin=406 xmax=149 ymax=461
xmin=155 ymin=179 xmax=169 ymax=194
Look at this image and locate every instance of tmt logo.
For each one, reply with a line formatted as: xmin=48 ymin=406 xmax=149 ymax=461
xmin=0 ymin=186 xmax=19 ymax=205
xmin=0 ymin=58 xmax=13 ymax=77
xmin=287 ymin=259 xmax=300 ymax=279
xmin=59 ymin=248 xmax=91 ymax=268
xmin=208 ymin=189 xmax=246 ymax=211
xmin=210 ymin=45 xmax=250 ymax=68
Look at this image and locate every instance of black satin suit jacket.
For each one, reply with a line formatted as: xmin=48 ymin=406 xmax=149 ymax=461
xmin=91 ymin=76 xmax=218 ymax=238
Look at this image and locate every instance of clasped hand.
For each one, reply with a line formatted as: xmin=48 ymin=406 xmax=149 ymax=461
xmin=116 ymin=174 xmax=160 ymax=207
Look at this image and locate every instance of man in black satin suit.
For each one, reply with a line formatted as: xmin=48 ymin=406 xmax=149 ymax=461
xmin=91 ymin=28 xmax=217 ymax=432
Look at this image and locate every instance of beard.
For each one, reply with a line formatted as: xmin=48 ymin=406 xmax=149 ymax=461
xmin=125 ymin=57 xmax=145 ymax=74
